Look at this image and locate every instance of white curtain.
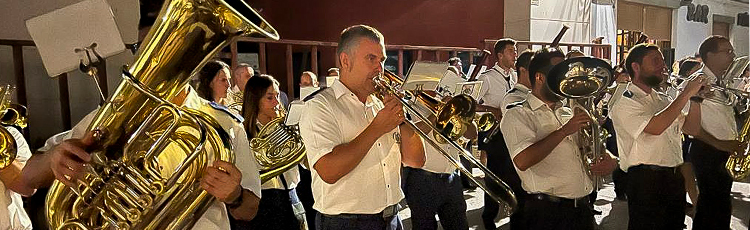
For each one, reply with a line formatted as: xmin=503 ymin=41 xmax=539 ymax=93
xmin=591 ymin=2 xmax=617 ymax=63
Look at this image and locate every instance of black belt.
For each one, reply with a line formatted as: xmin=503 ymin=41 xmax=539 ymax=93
xmin=321 ymin=204 xmax=399 ymax=220
xmin=530 ymin=193 xmax=589 ymax=208
xmin=628 ymin=164 xmax=679 ymax=174
xmin=404 ymin=167 xmax=458 ymax=180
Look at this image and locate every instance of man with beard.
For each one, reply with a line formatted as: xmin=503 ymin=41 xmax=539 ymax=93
xmin=689 ymin=35 xmax=744 ymax=229
xmin=299 ymin=25 xmax=425 ymax=230
xmin=500 ymin=51 xmax=617 ymax=230
xmin=608 ymin=44 xmax=706 ymax=229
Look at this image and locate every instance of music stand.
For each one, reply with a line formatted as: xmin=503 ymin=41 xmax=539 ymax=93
xmin=26 ymin=0 xmax=127 ymax=78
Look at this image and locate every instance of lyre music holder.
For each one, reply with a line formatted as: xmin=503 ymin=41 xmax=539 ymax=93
xmin=75 ymin=43 xmax=108 ymax=103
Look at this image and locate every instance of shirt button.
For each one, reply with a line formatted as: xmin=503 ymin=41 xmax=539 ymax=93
xmin=387 ymin=185 xmax=390 ymax=188
xmin=383 ymin=163 xmax=386 ymax=166
xmin=377 ymin=143 xmax=381 ymax=146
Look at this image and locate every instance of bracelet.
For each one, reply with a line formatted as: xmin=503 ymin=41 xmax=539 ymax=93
xmin=225 ymin=186 xmax=244 ymax=209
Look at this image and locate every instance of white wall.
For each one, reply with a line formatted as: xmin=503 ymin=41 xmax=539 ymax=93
xmin=672 ymin=0 xmax=749 ymax=60
xmin=530 ymin=0 xmax=593 ymax=43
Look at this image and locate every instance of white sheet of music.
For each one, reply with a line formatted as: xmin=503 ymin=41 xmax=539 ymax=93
xmin=26 ymin=0 xmax=126 ymax=77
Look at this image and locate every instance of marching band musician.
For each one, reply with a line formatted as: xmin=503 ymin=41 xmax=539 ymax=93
xmin=500 ymin=50 xmax=617 ymax=230
xmin=689 ymin=35 xmax=742 ymax=229
xmin=299 ymin=25 xmax=425 ymax=230
xmin=239 ymin=74 xmax=308 ymax=230
xmin=608 ymin=43 xmax=706 ymax=229
xmin=475 ymin=38 xmax=520 ymax=230
xmin=196 ymin=60 xmax=234 ymax=106
xmin=21 ymin=85 xmax=263 ymax=229
xmin=0 ymin=125 xmax=33 ymax=230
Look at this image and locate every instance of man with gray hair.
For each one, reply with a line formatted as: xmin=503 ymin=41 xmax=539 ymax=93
xmin=299 ymin=25 xmax=426 ymax=230
xmin=232 ymin=63 xmax=254 ymax=93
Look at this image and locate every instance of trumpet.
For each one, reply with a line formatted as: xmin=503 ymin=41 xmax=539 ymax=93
xmin=375 ymin=70 xmax=517 ymax=214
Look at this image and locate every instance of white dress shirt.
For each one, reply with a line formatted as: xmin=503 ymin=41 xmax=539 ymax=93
xmin=40 ymin=88 xmax=261 ymax=230
xmin=609 ymin=83 xmax=685 ymax=171
xmin=501 ymin=95 xmax=593 ymax=199
xmin=420 ymin=130 xmax=460 ymax=174
xmin=691 ymin=67 xmax=738 ymax=141
xmin=300 ymin=80 xmax=403 ymax=215
xmin=0 ymin=126 xmax=32 ymax=230
xmin=477 ymin=64 xmax=517 ymax=108
xmin=501 ymin=84 xmax=531 ymax=114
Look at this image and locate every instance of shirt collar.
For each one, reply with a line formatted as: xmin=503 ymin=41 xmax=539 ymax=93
xmin=699 ymin=66 xmax=718 ymax=83
xmin=331 ymin=80 xmax=353 ymax=99
xmin=527 ymin=94 xmax=564 ymax=111
xmin=493 ymin=64 xmax=514 ymax=76
xmin=626 ymin=82 xmax=652 ymax=99
xmin=516 ymin=84 xmax=530 ymax=93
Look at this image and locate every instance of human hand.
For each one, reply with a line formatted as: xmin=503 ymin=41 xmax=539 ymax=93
xmin=590 ymin=153 xmax=617 ymax=176
xmin=50 ymin=131 xmax=96 ymax=187
xmin=201 ymin=160 xmax=242 ymax=203
xmin=371 ymin=95 xmax=405 ymax=135
xmin=559 ymin=109 xmax=590 ymax=136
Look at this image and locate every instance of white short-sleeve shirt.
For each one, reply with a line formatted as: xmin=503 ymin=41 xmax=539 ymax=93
xmin=500 ymin=95 xmax=593 ymax=199
xmin=501 ymin=84 xmax=531 ymax=114
xmin=40 ymin=88 xmax=261 ymax=230
xmin=609 ymin=83 xmax=685 ymax=171
xmin=477 ymin=64 xmax=517 ymax=109
xmin=691 ymin=67 xmax=738 ymax=141
xmin=299 ymin=80 xmax=403 ymax=215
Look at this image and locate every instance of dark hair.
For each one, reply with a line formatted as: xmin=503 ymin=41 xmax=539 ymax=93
xmin=515 ymin=49 xmax=534 ymax=73
xmin=448 ymin=57 xmax=461 ymax=66
xmin=493 ymin=38 xmax=516 ymax=56
xmin=197 ymin=60 xmax=230 ymax=102
xmin=241 ymin=74 xmax=280 ymax=139
xmin=528 ymin=48 xmax=565 ymax=86
xmin=678 ymin=58 xmax=701 ymax=77
xmin=337 ymin=25 xmax=384 ymax=65
xmin=699 ymin=35 xmax=730 ymax=60
xmin=624 ymin=44 xmax=660 ymax=77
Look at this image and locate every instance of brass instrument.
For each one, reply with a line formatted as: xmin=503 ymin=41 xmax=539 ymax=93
xmin=250 ymin=104 xmax=306 ymax=183
xmin=45 ymin=0 xmax=279 ymax=229
xmin=0 ymin=85 xmax=27 ymax=170
xmin=226 ymin=90 xmax=244 ymax=114
xmin=375 ymin=70 xmax=517 ymax=214
xmin=722 ymin=56 xmax=750 ymax=180
xmin=547 ymin=57 xmax=614 ymax=190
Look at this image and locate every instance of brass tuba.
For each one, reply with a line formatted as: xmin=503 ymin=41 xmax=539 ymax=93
xmin=374 ymin=70 xmax=518 ymax=214
xmin=547 ymin=57 xmax=614 ymax=190
xmin=0 ymin=85 xmax=27 ymax=170
xmin=45 ymin=0 xmax=279 ymax=229
xmin=250 ymin=102 xmax=307 ymax=183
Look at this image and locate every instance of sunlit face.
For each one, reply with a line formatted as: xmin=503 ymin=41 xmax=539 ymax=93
xmin=635 ymin=50 xmax=668 ymax=88
xmin=259 ymin=84 xmax=280 ymax=119
xmin=343 ymin=38 xmax=386 ymax=95
xmin=300 ymin=73 xmax=318 ymax=87
xmin=235 ymin=67 xmax=254 ymax=92
xmin=708 ymin=40 xmax=736 ymax=75
xmin=210 ymin=68 xmax=231 ymax=101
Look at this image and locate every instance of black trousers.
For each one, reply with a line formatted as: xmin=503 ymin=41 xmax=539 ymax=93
xmin=232 ymin=189 xmax=302 ymax=230
xmin=626 ymin=165 xmax=685 ymax=230
xmin=297 ymin=165 xmax=318 ymax=230
xmin=523 ymin=194 xmax=594 ymax=230
xmin=402 ymin=167 xmax=468 ymax=230
xmin=478 ymin=130 xmax=527 ymax=230
xmin=690 ymin=139 xmax=733 ymax=230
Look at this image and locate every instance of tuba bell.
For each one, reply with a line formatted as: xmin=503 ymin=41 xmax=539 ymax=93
xmin=45 ymin=0 xmax=279 ymax=229
xmin=547 ymin=57 xmax=614 ymax=190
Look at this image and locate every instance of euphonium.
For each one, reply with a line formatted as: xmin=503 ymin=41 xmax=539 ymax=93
xmin=547 ymin=57 xmax=614 ymax=190
xmin=0 ymin=85 xmax=26 ymax=170
xmin=723 ymin=56 xmax=750 ymax=180
xmin=45 ymin=0 xmax=279 ymax=229
xmin=250 ymin=105 xmax=306 ymax=184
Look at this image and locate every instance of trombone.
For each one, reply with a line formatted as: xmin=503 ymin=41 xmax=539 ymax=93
xmin=375 ymin=70 xmax=518 ymax=215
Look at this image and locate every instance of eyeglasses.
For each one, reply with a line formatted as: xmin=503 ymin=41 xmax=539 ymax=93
xmin=715 ymin=49 xmax=735 ymax=55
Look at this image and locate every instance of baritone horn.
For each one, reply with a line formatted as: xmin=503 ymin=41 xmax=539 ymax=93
xmin=374 ymin=70 xmax=518 ymax=214
xmin=45 ymin=0 xmax=279 ymax=229
xmin=547 ymin=57 xmax=614 ymax=190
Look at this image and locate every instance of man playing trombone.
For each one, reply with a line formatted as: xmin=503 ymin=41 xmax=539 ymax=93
xmin=500 ymin=49 xmax=617 ymax=230
xmin=299 ymin=25 xmax=425 ymax=230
